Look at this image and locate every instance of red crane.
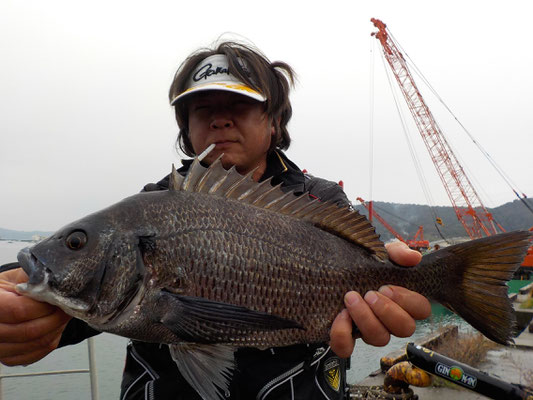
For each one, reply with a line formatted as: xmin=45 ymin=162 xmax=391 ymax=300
xmin=370 ymin=18 xmax=500 ymax=240
xmin=356 ymin=197 xmax=429 ymax=252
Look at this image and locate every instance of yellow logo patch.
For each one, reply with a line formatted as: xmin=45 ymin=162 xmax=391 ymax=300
xmin=323 ymin=357 xmax=341 ymax=392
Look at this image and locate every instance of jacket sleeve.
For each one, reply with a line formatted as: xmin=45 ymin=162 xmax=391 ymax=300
xmin=58 ymin=319 xmax=101 ymax=347
xmin=304 ymin=175 xmax=351 ymax=207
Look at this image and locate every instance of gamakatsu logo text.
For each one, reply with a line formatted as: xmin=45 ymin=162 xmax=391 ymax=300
xmin=435 ymin=362 xmax=477 ymax=388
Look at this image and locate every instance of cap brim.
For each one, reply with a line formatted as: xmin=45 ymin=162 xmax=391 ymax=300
xmin=170 ymin=82 xmax=266 ymax=106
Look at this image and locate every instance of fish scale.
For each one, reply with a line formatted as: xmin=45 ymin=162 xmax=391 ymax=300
xmin=144 ymin=196 xmax=424 ymax=346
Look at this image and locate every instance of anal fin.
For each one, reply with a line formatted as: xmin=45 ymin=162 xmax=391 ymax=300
xmin=169 ymin=343 xmax=235 ymax=400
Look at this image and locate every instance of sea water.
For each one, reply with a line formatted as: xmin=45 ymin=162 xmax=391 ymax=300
xmin=0 ymin=240 xmax=463 ymax=399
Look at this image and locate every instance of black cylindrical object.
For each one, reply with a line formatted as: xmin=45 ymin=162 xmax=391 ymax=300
xmin=406 ymin=343 xmax=533 ymax=400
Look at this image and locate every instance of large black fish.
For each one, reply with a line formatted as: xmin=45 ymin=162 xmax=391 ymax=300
xmin=16 ymin=156 xmax=532 ymax=399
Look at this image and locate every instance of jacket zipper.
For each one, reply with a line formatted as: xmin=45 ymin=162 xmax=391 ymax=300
xmin=146 ymin=380 xmax=155 ymax=400
xmin=123 ymin=342 xmax=160 ymax=400
xmin=256 ymin=346 xmax=331 ymax=400
xmin=256 ymin=361 xmax=305 ymax=400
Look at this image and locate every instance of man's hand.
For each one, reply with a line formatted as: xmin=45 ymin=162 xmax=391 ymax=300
xmin=0 ymin=268 xmax=71 ymax=366
xmin=329 ymin=241 xmax=431 ymax=358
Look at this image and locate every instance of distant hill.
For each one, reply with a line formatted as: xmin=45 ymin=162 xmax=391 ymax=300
xmin=0 ymin=228 xmax=53 ymax=241
xmin=2 ymin=198 xmax=532 ymax=243
xmin=353 ymin=198 xmax=533 ymax=243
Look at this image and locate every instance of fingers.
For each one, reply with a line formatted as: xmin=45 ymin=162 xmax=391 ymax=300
xmin=0 ymin=268 xmax=29 ymax=286
xmin=0 ymin=286 xmax=58 ymax=324
xmin=330 ymin=242 xmax=430 ymax=356
xmin=0 ymin=308 xmax=71 ymax=343
xmin=332 ymin=286 xmax=431 ymax=353
xmin=385 ymin=241 xmax=422 ymax=267
xmin=330 ymin=289 xmax=398 ymax=356
xmin=344 ymin=291 xmax=391 ymax=347
xmin=0 ymin=308 xmax=70 ymax=366
xmin=379 ymin=285 xmax=431 ymax=321
xmin=0 ymin=321 xmax=67 ymax=364
xmin=329 ymin=309 xmax=355 ymax=358
xmin=0 ymin=270 xmax=71 ymax=366
xmin=0 ymin=332 xmax=64 ymax=366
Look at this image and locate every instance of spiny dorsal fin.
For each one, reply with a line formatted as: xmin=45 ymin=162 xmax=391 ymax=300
xmin=169 ymin=164 xmax=184 ymax=191
xmin=173 ymin=155 xmax=387 ymax=260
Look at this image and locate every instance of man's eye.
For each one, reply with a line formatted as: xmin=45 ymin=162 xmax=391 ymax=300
xmin=233 ymin=100 xmax=252 ymax=107
xmin=231 ymin=103 xmax=249 ymax=111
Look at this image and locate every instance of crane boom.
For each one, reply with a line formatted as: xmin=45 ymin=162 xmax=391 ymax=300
xmin=371 ymin=18 xmax=499 ymax=239
xmin=357 ymin=197 xmax=405 ymax=242
xmin=357 ymin=197 xmax=429 ymax=251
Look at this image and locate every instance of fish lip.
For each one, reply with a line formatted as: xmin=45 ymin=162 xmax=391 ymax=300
xmin=16 ymin=270 xmax=90 ymax=314
xmin=15 ymin=248 xmax=90 ymax=314
xmin=17 ymin=247 xmax=45 ymax=285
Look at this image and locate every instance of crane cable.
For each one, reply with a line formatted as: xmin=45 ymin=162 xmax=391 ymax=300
xmin=369 ymin=36 xmax=375 ymax=203
xmin=368 ymin=39 xmax=434 ymax=241
xmin=379 ymin=50 xmax=450 ymax=244
xmin=372 ymin=202 xmax=427 ymax=231
xmin=386 ymin=30 xmax=521 ymax=233
xmin=387 ymin=31 xmax=495 ymax=209
xmin=390 ymin=32 xmax=533 ymax=216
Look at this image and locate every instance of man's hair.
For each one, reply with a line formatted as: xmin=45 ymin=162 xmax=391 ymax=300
xmin=169 ymin=41 xmax=296 ymax=156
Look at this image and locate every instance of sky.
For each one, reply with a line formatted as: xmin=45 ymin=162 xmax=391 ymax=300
xmin=1 ymin=0 xmax=532 ymax=232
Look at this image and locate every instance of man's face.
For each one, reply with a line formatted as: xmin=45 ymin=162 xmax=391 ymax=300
xmin=187 ymin=91 xmax=273 ymax=180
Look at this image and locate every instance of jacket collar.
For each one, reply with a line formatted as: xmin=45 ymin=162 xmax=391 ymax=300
xmin=262 ymin=150 xmax=306 ymax=194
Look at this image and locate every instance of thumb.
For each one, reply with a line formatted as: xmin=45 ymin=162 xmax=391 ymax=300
xmin=385 ymin=241 xmax=422 ymax=267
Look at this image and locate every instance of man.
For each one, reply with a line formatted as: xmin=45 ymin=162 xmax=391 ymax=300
xmin=0 ymin=41 xmax=430 ymax=399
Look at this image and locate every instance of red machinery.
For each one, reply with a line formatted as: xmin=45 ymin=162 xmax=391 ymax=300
xmin=371 ymin=18 xmax=532 ymax=269
xmin=357 ymin=197 xmax=429 ymax=252
xmin=523 ymin=227 xmax=533 ymax=267
xmin=371 ymin=18 xmax=501 ymax=240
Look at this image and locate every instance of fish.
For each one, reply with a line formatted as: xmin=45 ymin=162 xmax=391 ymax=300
xmin=15 ymin=155 xmax=532 ymax=400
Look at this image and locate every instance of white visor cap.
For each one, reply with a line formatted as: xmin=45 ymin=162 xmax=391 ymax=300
xmin=170 ymin=54 xmax=266 ymax=106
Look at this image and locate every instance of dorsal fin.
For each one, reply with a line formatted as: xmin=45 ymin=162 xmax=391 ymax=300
xmin=172 ymin=156 xmax=387 ymax=260
xmin=169 ymin=163 xmax=184 ymax=191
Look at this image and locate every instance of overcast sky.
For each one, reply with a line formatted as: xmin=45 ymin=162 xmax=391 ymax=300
xmin=1 ymin=0 xmax=532 ymax=232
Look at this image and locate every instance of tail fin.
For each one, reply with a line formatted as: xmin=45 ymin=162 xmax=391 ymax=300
xmin=422 ymin=231 xmax=532 ymax=345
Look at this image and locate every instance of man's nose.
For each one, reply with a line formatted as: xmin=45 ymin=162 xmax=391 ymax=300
xmin=210 ymin=115 xmax=234 ymax=130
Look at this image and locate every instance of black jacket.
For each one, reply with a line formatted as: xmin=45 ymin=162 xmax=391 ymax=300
xmin=59 ymin=151 xmax=351 ymax=400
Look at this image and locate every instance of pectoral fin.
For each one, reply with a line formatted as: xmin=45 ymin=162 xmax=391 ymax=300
xmin=169 ymin=343 xmax=234 ymax=400
xmin=158 ymin=291 xmax=303 ymax=342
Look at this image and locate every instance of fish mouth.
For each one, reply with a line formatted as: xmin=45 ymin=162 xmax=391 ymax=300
xmin=15 ymin=248 xmax=90 ymax=313
xmin=17 ymin=247 xmax=46 ymax=285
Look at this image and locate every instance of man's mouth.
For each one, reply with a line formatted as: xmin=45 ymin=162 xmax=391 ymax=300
xmin=213 ymin=140 xmax=236 ymax=147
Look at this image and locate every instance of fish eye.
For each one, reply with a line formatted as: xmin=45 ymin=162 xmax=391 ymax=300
xmin=66 ymin=231 xmax=87 ymax=250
